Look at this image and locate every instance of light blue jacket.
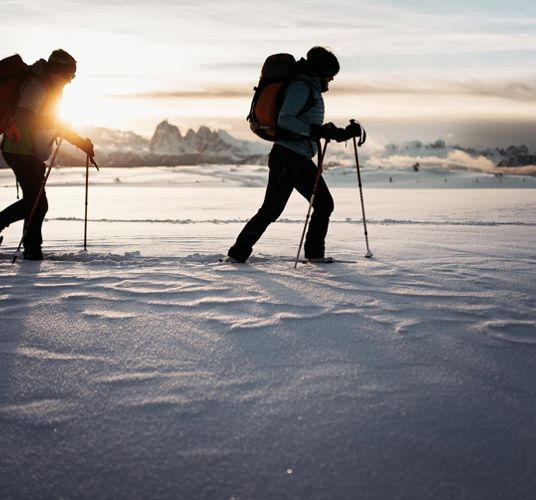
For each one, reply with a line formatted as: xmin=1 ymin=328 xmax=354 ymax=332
xmin=276 ymin=74 xmax=325 ymax=159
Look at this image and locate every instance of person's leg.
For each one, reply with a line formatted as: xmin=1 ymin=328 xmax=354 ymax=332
xmin=1 ymin=153 xmax=48 ymax=257
xmin=0 ymin=198 xmax=26 ymax=233
xmin=292 ymin=160 xmax=334 ymax=259
xmin=0 ymin=154 xmax=28 ymax=231
xmin=228 ymin=146 xmax=295 ymax=262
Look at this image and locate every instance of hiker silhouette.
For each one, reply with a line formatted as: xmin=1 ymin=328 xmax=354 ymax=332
xmin=0 ymin=49 xmax=95 ymax=260
xmin=227 ymin=46 xmax=366 ymax=263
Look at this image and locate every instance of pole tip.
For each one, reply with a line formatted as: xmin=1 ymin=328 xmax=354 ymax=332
xmin=365 ymin=250 xmax=373 ymax=258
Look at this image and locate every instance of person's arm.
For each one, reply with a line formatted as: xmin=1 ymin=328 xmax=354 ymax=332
xmin=59 ymin=123 xmax=82 ymax=146
xmin=16 ymin=109 xmax=94 ymax=156
xmin=58 ymin=123 xmax=95 ymax=157
xmin=277 ymin=81 xmax=313 ymax=137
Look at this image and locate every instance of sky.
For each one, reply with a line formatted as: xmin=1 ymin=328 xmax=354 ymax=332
xmin=1 ymin=0 xmax=535 ymax=148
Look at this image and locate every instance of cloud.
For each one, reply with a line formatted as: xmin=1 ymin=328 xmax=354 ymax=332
xmin=115 ymin=88 xmax=250 ymax=99
xmin=4 ymin=0 xmax=533 ymax=147
xmin=360 ymin=146 xmax=536 ymax=175
xmin=364 ymin=150 xmax=497 ymax=173
xmin=333 ymin=77 xmax=536 ymax=103
xmin=113 ymin=76 xmax=536 ymax=104
xmin=445 ymin=150 xmax=497 ymax=172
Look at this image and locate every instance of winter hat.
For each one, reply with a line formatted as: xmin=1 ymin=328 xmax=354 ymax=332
xmin=306 ymin=46 xmax=340 ymax=77
xmin=47 ymin=49 xmax=77 ymax=74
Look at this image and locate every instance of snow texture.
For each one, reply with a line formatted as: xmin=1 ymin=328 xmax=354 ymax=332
xmin=1 ymin=165 xmax=535 ymax=500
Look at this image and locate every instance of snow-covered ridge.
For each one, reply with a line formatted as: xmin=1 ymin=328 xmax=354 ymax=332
xmin=0 ymin=121 xmax=268 ymax=169
xmin=326 ymin=138 xmax=536 ymax=176
xmin=1 ymin=122 xmax=534 ymax=175
xmin=76 ymin=121 xmax=270 ymax=167
xmin=93 ymin=125 xmax=536 ymax=174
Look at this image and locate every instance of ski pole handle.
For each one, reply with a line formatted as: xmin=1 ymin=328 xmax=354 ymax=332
xmin=349 ymin=119 xmax=366 ymax=147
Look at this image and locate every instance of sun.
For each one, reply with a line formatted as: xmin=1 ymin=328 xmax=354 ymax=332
xmin=59 ymin=78 xmax=96 ymax=126
xmin=59 ymin=75 xmax=132 ymax=130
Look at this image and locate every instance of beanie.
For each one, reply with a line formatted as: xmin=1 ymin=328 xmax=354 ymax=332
xmin=306 ymin=46 xmax=340 ymax=77
xmin=47 ymin=49 xmax=77 ymax=74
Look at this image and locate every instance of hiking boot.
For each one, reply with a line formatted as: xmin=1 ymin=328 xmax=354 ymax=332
xmin=226 ymin=244 xmax=251 ymax=263
xmin=224 ymin=255 xmax=244 ymax=263
xmin=307 ymin=256 xmax=334 ymax=264
xmin=23 ymin=248 xmax=44 ymax=261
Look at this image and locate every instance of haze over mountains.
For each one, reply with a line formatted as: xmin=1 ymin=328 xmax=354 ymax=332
xmin=74 ymin=121 xmax=270 ymax=167
xmin=1 ymin=120 xmax=535 ymax=174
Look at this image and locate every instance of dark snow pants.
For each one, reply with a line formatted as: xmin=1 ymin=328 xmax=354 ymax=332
xmin=0 ymin=152 xmax=48 ymax=253
xmin=228 ymin=144 xmax=334 ymax=262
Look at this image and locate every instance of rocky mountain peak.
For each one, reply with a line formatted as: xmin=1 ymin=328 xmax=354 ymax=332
xmin=149 ymin=120 xmax=184 ymax=152
xmin=196 ymin=125 xmax=214 ymax=139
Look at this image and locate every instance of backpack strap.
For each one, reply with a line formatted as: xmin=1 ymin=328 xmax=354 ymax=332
xmin=292 ymin=76 xmax=316 ymax=117
xmin=275 ymin=77 xmax=317 ymax=141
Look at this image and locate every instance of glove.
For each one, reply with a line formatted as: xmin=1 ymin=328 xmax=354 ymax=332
xmin=78 ymin=137 xmax=95 ymax=157
xmin=336 ymin=121 xmax=367 ymax=145
xmin=310 ymin=122 xmax=342 ymax=141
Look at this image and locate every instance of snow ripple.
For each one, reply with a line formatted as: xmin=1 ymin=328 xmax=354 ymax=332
xmin=0 ymin=344 xmax=105 ymax=363
xmin=481 ymin=320 xmax=536 ymax=346
xmin=0 ymin=398 xmax=76 ymax=426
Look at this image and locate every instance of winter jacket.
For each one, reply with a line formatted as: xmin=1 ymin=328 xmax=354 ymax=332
xmin=1 ymin=75 xmax=61 ymax=161
xmin=276 ymin=73 xmax=324 ymax=160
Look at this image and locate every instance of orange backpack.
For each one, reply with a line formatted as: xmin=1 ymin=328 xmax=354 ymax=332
xmin=247 ymin=54 xmax=314 ymax=141
xmin=0 ymin=54 xmax=30 ymax=142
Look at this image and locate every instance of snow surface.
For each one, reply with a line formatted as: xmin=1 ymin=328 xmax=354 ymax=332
xmin=1 ymin=165 xmax=535 ymax=500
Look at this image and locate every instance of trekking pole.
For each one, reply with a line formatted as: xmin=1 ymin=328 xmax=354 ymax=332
xmin=350 ymin=119 xmax=373 ymax=258
xmin=84 ymin=153 xmax=99 ymax=250
xmin=294 ymin=139 xmax=329 ymax=269
xmin=83 ymin=154 xmax=89 ymax=251
xmin=12 ymin=137 xmax=64 ymax=264
xmin=89 ymin=156 xmax=99 ymax=172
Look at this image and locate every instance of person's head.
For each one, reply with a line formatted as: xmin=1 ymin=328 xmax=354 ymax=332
xmin=46 ymin=49 xmax=77 ymax=87
xmin=306 ymin=46 xmax=339 ymax=92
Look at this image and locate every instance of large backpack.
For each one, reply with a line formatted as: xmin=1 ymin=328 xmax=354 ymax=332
xmin=0 ymin=54 xmax=30 ymax=138
xmin=247 ymin=53 xmax=314 ymax=141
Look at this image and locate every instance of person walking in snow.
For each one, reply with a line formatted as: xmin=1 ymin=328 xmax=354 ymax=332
xmin=0 ymin=49 xmax=95 ymax=260
xmin=226 ymin=46 xmax=366 ymax=263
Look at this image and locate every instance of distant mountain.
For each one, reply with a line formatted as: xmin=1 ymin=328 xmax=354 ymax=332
xmin=494 ymin=145 xmax=536 ymax=167
xmin=75 ymin=121 xmax=270 ymax=167
xmin=1 ymin=122 xmax=534 ymax=174
xmin=0 ymin=121 xmax=269 ymax=168
xmin=365 ymin=140 xmax=536 ymax=174
xmin=381 ymin=139 xmax=502 ymax=161
xmin=80 ymin=126 xmax=150 ymax=153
